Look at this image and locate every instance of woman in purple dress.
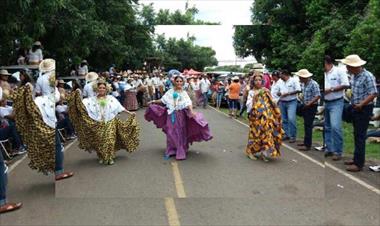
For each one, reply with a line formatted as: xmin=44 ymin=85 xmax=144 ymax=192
xmin=145 ymin=72 xmax=212 ymax=160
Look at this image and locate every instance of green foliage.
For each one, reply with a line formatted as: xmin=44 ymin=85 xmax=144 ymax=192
xmin=234 ymin=0 xmax=376 ymax=82
xmin=153 ymin=34 xmax=218 ymax=71
xmin=139 ymin=4 xmax=220 ymax=25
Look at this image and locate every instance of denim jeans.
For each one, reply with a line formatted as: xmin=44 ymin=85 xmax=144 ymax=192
xmin=6 ymin=120 xmax=23 ymax=150
xmin=216 ymin=93 xmax=223 ymax=108
xmin=366 ymin=129 xmax=380 ymax=138
xmin=55 ymin=129 xmax=64 ymax=175
xmin=279 ymin=99 xmax=297 ymax=139
xmin=57 ymin=113 xmax=75 ymax=136
xmin=352 ymin=105 xmax=373 ymax=168
xmin=324 ymin=98 xmax=344 ymax=155
xmin=0 ymin=148 xmax=7 ymax=205
xmin=202 ymin=92 xmax=208 ymax=107
xmin=303 ymin=105 xmax=318 ymax=147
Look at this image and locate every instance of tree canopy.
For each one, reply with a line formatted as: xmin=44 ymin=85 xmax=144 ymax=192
xmin=233 ymin=0 xmax=379 ymax=83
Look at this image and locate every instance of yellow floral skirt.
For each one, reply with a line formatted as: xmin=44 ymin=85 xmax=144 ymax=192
xmin=246 ymin=92 xmax=284 ymax=158
xmin=12 ymin=86 xmax=55 ymax=174
xmin=67 ymin=90 xmax=140 ymax=161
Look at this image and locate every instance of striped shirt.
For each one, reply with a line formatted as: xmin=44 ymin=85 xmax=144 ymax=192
xmin=302 ymin=79 xmax=320 ymax=105
xmin=350 ymin=69 xmax=378 ymax=105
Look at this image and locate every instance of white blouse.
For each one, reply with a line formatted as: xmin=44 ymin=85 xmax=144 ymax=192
xmin=161 ymin=89 xmax=192 ymax=115
xmin=83 ymin=95 xmax=125 ymax=122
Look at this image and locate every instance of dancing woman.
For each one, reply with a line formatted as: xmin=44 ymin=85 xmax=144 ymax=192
xmin=245 ymin=73 xmax=284 ymax=162
xmin=145 ymin=72 xmax=212 ymax=160
xmin=68 ymin=77 xmax=140 ymax=165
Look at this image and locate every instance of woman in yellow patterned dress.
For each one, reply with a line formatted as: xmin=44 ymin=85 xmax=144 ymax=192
xmin=245 ymin=73 xmax=284 ymax=162
xmin=68 ymin=78 xmax=140 ymax=165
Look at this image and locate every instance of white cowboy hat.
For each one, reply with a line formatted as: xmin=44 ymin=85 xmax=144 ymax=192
xmin=336 ymin=54 xmax=366 ymax=67
xmin=252 ymin=63 xmax=264 ymax=69
xmin=85 ymin=72 xmax=99 ymax=82
xmin=0 ymin=69 xmax=11 ymax=76
xmin=232 ymin=76 xmax=240 ymax=81
xmin=33 ymin=41 xmax=42 ymax=46
xmin=294 ymin=69 xmax=313 ymax=78
xmin=39 ymin=58 xmax=56 ymax=73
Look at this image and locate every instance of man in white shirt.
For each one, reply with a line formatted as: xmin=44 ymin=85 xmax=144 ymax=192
xmin=199 ymin=74 xmax=211 ymax=108
xmin=278 ymin=69 xmax=302 ymax=143
xmin=82 ymin=72 xmax=98 ymax=98
xmin=270 ymin=71 xmax=283 ymax=103
xmin=324 ymin=55 xmax=350 ymax=159
xmin=77 ymin=60 xmax=88 ymax=76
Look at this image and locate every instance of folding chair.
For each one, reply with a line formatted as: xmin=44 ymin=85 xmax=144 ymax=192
xmin=0 ymin=139 xmax=12 ymax=159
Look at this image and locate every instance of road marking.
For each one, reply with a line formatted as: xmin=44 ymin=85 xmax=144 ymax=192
xmin=8 ymin=139 xmax=77 ymax=173
xmin=8 ymin=155 xmax=27 ymax=173
xmin=165 ymin=197 xmax=181 ymax=226
xmin=171 ymin=161 xmax=187 ymax=198
xmin=209 ymin=106 xmax=380 ymax=195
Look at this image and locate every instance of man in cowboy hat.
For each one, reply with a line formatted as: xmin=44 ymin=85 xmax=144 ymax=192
xmin=35 ymin=58 xmax=56 ymax=96
xmin=296 ymin=69 xmax=320 ymax=151
xmin=278 ymin=69 xmax=302 ymax=143
xmin=338 ymin=54 xmax=378 ymax=172
xmin=83 ymin=72 xmax=99 ymax=98
xmin=0 ymin=69 xmax=11 ymax=91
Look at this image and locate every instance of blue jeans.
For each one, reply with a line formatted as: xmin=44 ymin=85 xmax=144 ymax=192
xmin=0 ymin=147 xmax=7 ymax=205
xmin=229 ymin=99 xmax=239 ymax=110
xmin=279 ymin=100 xmax=297 ymax=139
xmin=352 ymin=105 xmax=373 ymax=168
xmin=55 ymin=129 xmax=64 ymax=175
xmin=366 ymin=129 xmax=380 ymax=138
xmin=324 ymin=98 xmax=344 ymax=155
xmin=57 ymin=113 xmax=75 ymax=136
xmin=202 ymin=92 xmax=208 ymax=107
xmin=216 ymin=92 xmax=223 ymax=108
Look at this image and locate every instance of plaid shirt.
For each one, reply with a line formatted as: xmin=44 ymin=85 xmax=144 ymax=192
xmin=351 ymin=69 xmax=378 ymax=105
xmin=302 ymin=79 xmax=320 ymax=104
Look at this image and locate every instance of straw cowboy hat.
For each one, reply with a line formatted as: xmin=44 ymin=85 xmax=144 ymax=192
xmin=33 ymin=41 xmax=42 ymax=46
xmin=39 ymin=58 xmax=55 ymax=73
xmin=85 ymin=72 xmax=99 ymax=82
xmin=294 ymin=69 xmax=313 ymax=78
xmin=0 ymin=69 xmax=11 ymax=76
xmin=336 ymin=54 xmax=366 ymax=67
xmin=232 ymin=76 xmax=240 ymax=81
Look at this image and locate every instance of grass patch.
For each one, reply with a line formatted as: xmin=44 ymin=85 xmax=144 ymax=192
xmin=217 ymin=106 xmax=379 ymax=160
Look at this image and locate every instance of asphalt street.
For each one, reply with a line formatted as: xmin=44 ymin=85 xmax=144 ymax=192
xmin=1 ymin=107 xmax=379 ymax=226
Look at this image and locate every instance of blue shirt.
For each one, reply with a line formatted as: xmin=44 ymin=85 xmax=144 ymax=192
xmin=302 ymin=79 xmax=320 ymax=105
xmin=350 ymin=69 xmax=378 ymax=105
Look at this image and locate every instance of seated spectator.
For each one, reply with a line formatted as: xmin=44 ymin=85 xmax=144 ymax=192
xmin=56 ymin=100 xmax=76 ymax=140
xmin=0 ymin=99 xmax=26 ymax=155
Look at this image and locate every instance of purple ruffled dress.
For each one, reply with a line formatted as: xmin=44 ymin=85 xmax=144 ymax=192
xmin=145 ymin=104 xmax=213 ymax=160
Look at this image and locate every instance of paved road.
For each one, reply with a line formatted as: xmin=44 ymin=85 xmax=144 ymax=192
xmin=1 ymin=107 xmax=379 ymax=225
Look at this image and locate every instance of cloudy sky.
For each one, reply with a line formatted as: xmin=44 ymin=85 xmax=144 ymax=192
xmin=139 ymin=0 xmax=256 ymax=66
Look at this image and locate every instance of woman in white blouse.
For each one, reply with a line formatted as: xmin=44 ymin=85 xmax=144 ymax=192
xmin=27 ymin=41 xmax=43 ymax=65
xmin=146 ymin=72 xmax=212 ymax=160
xmin=68 ymin=78 xmax=139 ymax=165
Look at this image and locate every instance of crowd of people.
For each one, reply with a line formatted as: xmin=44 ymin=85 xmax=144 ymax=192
xmin=0 ymin=51 xmax=379 ymax=214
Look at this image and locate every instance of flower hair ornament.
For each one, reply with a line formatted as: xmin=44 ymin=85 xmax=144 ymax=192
xmin=92 ymin=77 xmax=112 ymax=93
xmin=48 ymin=71 xmax=56 ymax=87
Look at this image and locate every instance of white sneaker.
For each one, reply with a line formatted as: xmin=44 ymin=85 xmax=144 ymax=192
xmin=369 ymin=165 xmax=380 ymax=172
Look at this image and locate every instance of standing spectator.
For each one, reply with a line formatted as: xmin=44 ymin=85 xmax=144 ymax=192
xmin=339 ymin=55 xmax=378 ymax=172
xmin=200 ymin=74 xmax=211 ymax=108
xmin=27 ymin=41 xmax=43 ymax=65
xmin=77 ymin=60 xmax=88 ymax=77
xmin=82 ymin=72 xmax=98 ymax=98
xmin=191 ymin=76 xmax=201 ymax=106
xmin=278 ymin=69 xmax=301 ymax=143
xmin=216 ymin=81 xmax=225 ymax=109
xmin=270 ymin=71 xmax=283 ymax=103
xmin=228 ymin=76 xmax=241 ymax=118
xmin=324 ymin=55 xmax=350 ymax=160
xmin=296 ymin=69 xmax=321 ymax=151
xmin=238 ymin=76 xmax=248 ymax=116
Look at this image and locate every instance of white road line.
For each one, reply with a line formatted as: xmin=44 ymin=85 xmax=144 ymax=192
xmin=209 ymin=106 xmax=380 ymax=195
xmin=8 ymin=155 xmax=27 ymax=173
xmin=165 ymin=197 xmax=181 ymax=226
xmin=8 ymin=139 xmax=78 ymax=173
